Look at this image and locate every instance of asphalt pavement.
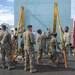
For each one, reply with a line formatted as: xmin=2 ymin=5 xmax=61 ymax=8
xmin=0 ymin=53 xmax=75 ymax=75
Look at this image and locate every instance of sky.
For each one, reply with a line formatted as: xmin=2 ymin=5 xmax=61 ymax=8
xmin=71 ymin=0 xmax=75 ymax=20
xmin=0 ymin=0 xmax=14 ymax=25
xmin=0 ymin=0 xmax=75 ymax=25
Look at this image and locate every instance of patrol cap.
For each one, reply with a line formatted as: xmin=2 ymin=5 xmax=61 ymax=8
xmin=27 ymin=25 xmax=32 ymax=28
xmin=53 ymin=32 xmax=57 ymax=37
xmin=37 ymin=29 xmax=42 ymax=33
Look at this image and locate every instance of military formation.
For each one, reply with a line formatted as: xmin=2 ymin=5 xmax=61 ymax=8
xmin=0 ymin=24 xmax=71 ymax=73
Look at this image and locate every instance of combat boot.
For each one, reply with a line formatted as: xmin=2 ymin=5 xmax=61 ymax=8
xmin=37 ymin=61 xmax=43 ymax=65
xmin=24 ymin=67 xmax=30 ymax=71
xmin=22 ymin=58 xmax=24 ymax=61
xmin=2 ymin=64 xmax=6 ymax=69
xmin=48 ymin=53 xmax=51 ymax=56
xmin=43 ymin=52 xmax=45 ymax=55
xmin=8 ymin=66 xmax=11 ymax=70
xmin=37 ymin=60 xmax=40 ymax=65
xmin=72 ymin=53 xmax=75 ymax=56
xmin=50 ymin=61 xmax=54 ymax=67
xmin=51 ymin=63 xmax=57 ymax=68
xmin=50 ymin=61 xmax=57 ymax=67
xmin=39 ymin=61 xmax=43 ymax=65
xmin=30 ymin=68 xmax=37 ymax=73
xmin=8 ymin=65 xmax=15 ymax=70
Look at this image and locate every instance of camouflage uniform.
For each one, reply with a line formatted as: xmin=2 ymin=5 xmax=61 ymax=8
xmin=0 ymin=31 xmax=12 ymax=67
xmin=49 ymin=36 xmax=61 ymax=65
xmin=36 ymin=34 xmax=43 ymax=64
xmin=23 ymin=30 xmax=35 ymax=69
xmin=0 ymin=31 xmax=4 ymax=41
xmin=20 ymin=39 xmax=24 ymax=59
xmin=15 ymin=30 xmax=18 ymax=52
xmin=46 ymin=31 xmax=51 ymax=52
xmin=41 ymin=32 xmax=46 ymax=53
xmin=63 ymin=32 xmax=71 ymax=54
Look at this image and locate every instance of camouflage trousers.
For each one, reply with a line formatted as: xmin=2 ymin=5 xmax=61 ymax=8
xmin=21 ymin=47 xmax=24 ymax=58
xmin=47 ymin=43 xmax=49 ymax=52
xmin=42 ymin=43 xmax=46 ymax=52
xmin=47 ymin=40 xmax=50 ymax=52
xmin=65 ymin=44 xmax=70 ymax=54
xmin=1 ymin=48 xmax=12 ymax=66
xmin=24 ymin=50 xmax=35 ymax=69
xmin=37 ymin=49 xmax=43 ymax=62
xmin=49 ymin=46 xmax=57 ymax=63
xmin=22 ymin=49 xmax=24 ymax=58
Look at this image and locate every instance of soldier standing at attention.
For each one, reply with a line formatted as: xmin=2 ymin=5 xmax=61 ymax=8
xmin=49 ymin=32 xmax=61 ymax=67
xmin=0 ymin=25 xmax=14 ymax=70
xmin=36 ymin=29 xmax=43 ymax=65
xmin=23 ymin=25 xmax=37 ymax=73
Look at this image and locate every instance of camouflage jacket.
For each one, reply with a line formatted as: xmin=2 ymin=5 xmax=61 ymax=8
xmin=46 ymin=31 xmax=51 ymax=40
xmin=23 ymin=30 xmax=35 ymax=50
xmin=50 ymin=36 xmax=61 ymax=50
xmin=36 ymin=34 xmax=43 ymax=50
xmin=63 ymin=32 xmax=71 ymax=46
xmin=41 ymin=34 xmax=46 ymax=44
xmin=0 ymin=30 xmax=5 ymax=41
xmin=0 ymin=31 xmax=12 ymax=50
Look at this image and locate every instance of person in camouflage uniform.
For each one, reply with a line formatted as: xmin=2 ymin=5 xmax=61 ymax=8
xmin=0 ymin=25 xmax=13 ymax=70
xmin=41 ymin=31 xmax=46 ymax=55
xmin=36 ymin=29 xmax=43 ymax=65
xmin=49 ymin=32 xmax=61 ymax=67
xmin=23 ymin=25 xmax=37 ymax=73
xmin=63 ymin=26 xmax=71 ymax=55
xmin=46 ymin=28 xmax=51 ymax=55
xmin=20 ymin=35 xmax=24 ymax=60
xmin=14 ymin=28 xmax=18 ymax=52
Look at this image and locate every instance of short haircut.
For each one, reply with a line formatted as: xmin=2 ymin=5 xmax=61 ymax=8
xmin=65 ymin=26 xmax=69 ymax=30
xmin=27 ymin=25 xmax=32 ymax=28
xmin=15 ymin=28 xmax=17 ymax=31
xmin=37 ymin=29 xmax=42 ymax=33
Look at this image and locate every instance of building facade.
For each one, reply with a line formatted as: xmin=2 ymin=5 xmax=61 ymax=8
xmin=14 ymin=0 xmax=71 ymax=48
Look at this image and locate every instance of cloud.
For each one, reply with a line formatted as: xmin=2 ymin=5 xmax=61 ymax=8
xmin=0 ymin=5 xmax=14 ymax=25
xmin=71 ymin=0 xmax=75 ymax=19
xmin=7 ymin=0 xmax=14 ymax=2
xmin=0 ymin=5 xmax=2 ymax=7
xmin=0 ymin=13 xmax=14 ymax=25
